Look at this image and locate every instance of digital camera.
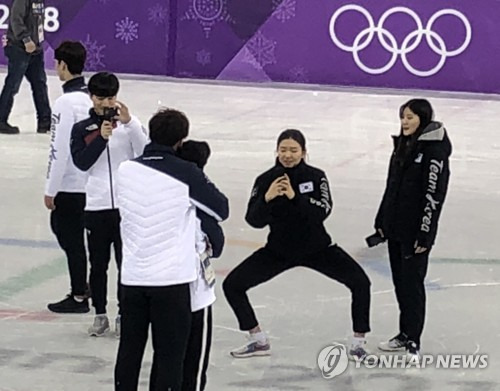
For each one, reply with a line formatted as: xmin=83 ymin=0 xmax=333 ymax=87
xmin=102 ymin=107 xmax=118 ymax=122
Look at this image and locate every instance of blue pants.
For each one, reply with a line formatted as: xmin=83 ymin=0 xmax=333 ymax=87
xmin=0 ymin=45 xmax=51 ymax=124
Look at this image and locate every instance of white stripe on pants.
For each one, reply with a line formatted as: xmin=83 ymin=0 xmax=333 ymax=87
xmin=183 ymin=306 xmax=212 ymax=391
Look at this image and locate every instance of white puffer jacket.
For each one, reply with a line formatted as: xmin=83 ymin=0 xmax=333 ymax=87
xmin=116 ymin=143 xmax=229 ymax=288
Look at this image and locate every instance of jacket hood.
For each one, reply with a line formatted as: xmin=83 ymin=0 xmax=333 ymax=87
xmin=392 ymin=121 xmax=452 ymax=157
xmin=418 ymin=121 xmax=452 ymax=157
xmin=418 ymin=121 xmax=445 ymax=141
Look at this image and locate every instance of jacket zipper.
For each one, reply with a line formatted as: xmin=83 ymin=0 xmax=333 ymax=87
xmin=106 ymin=145 xmax=115 ymax=209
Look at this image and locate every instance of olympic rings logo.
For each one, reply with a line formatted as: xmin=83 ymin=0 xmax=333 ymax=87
xmin=329 ymin=5 xmax=472 ymax=77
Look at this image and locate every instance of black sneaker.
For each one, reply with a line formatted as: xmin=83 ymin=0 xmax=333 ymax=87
xmin=36 ymin=121 xmax=51 ymax=134
xmin=47 ymin=295 xmax=90 ymax=313
xmin=406 ymin=341 xmax=421 ymax=364
xmin=0 ymin=122 xmax=20 ymax=134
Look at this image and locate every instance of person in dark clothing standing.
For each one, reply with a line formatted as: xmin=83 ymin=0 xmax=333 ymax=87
xmin=223 ymin=129 xmax=372 ymax=361
xmin=0 ymin=0 xmax=51 ymax=134
xmin=371 ymin=99 xmax=452 ymax=362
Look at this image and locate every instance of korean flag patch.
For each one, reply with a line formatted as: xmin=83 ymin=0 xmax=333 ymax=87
xmin=299 ymin=181 xmax=314 ymax=194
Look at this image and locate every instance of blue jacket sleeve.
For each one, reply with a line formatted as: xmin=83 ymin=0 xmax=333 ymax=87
xmin=188 ymin=168 xmax=229 ymax=222
xmin=70 ymin=122 xmax=108 ymax=171
xmin=197 ymin=210 xmax=225 ymax=258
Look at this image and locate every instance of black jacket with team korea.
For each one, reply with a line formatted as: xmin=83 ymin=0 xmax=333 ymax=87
xmin=375 ymin=122 xmax=452 ymax=256
xmin=246 ymin=159 xmax=333 ymax=258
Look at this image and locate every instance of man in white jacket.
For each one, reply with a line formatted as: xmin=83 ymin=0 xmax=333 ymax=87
xmin=70 ymin=72 xmax=148 ymax=337
xmin=44 ymin=41 xmax=92 ymax=313
xmin=114 ymin=109 xmax=229 ymax=391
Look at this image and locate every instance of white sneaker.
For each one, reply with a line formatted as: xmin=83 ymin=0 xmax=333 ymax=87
xmin=348 ymin=337 xmax=377 ymax=364
xmin=88 ymin=315 xmax=110 ymax=337
xmin=378 ymin=333 xmax=407 ymax=352
xmin=230 ymin=336 xmax=271 ymax=358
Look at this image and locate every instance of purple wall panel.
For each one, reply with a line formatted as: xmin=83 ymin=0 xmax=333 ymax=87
xmin=0 ymin=0 xmax=499 ymax=93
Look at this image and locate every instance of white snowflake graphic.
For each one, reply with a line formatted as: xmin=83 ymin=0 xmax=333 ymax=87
xmin=184 ymin=0 xmax=232 ymax=38
xmin=83 ymin=34 xmax=106 ymax=71
xmin=289 ymin=66 xmax=309 ymax=83
xmin=148 ymin=3 xmax=168 ymax=25
xmin=241 ymin=47 xmax=261 ymax=69
xmin=196 ymin=49 xmax=211 ymax=66
xmin=242 ymin=31 xmax=277 ymax=70
xmin=272 ymin=0 xmax=296 ymax=23
xmin=115 ymin=17 xmax=139 ymax=45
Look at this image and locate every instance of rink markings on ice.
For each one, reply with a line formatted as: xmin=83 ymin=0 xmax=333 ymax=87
xmin=362 ymin=257 xmax=443 ymax=290
xmin=0 ymin=309 xmax=58 ymax=321
xmin=0 ymin=237 xmax=498 ymax=304
xmin=0 ymin=255 xmax=66 ymax=301
xmin=0 ymin=238 xmax=58 ymax=249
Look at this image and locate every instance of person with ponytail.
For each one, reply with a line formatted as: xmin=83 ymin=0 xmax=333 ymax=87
xmin=371 ymin=99 xmax=452 ymax=362
xmin=223 ymin=129 xmax=373 ymax=361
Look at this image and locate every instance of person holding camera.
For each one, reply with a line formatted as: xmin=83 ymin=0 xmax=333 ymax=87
xmin=70 ymin=72 xmax=148 ymax=337
xmin=44 ymin=41 xmax=92 ymax=314
xmin=222 ymin=129 xmax=373 ymax=361
xmin=0 ymin=0 xmax=51 ymax=134
xmin=370 ymin=99 xmax=451 ymax=361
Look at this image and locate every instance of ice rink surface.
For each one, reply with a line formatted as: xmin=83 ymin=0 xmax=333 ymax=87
xmin=0 ymin=71 xmax=499 ymax=390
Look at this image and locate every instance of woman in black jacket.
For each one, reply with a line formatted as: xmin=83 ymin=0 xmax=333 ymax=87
xmin=223 ymin=129 xmax=372 ymax=361
xmin=373 ymin=99 xmax=452 ymax=361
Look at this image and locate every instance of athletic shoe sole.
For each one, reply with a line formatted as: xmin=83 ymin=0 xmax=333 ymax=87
xmin=230 ymin=350 xmax=271 ymax=358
